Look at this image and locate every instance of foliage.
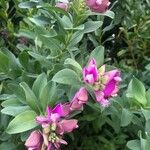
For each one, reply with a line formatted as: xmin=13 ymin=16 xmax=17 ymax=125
xmin=0 ymin=0 xmax=150 ymax=149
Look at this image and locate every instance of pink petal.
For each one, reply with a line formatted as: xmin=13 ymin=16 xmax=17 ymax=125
xmin=58 ymin=119 xmax=78 ymax=133
xmin=96 ymin=0 xmax=103 ymax=5
xmin=87 ymin=0 xmax=109 ymax=13
xmin=59 ymin=139 xmax=68 ymax=145
xmin=70 ymin=98 xmax=83 ymax=110
xmin=83 ymin=58 xmax=99 ymax=84
xmin=103 ymin=80 xmax=116 ymax=97
xmin=54 ymin=142 xmax=60 ymax=149
xmin=52 ymin=103 xmax=63 ymax=116
xmin=105 ymin=70 xmax=120 ymax=83
xmin=62 ymin=102 xmax=71 ymax=117
xmin=88 ymin=58 xmax=97 ymax=66
xmin=114 ymin=76 xmax=122 ymax=82
xmin=77 ymin=87 xmax=88 ymax=102
xmin=86 ymin=0 xmax=96 ymax=7
xmin=56 ymin=123 xmax=64 ymax=135
xmin=94 ymin=90 xmax=104 ymax=102
xmin=36 ymin=116 xmax=49 ymax=125
xmin=47 ymin=143 xmax=52 ymax=150
xmin=83 ymin=68 xmax=89 ymax=83
xmin=50 ymin=113 xmax=60 ymax=122
xmin=100 ymin=98 xmax=110 ymax=107
xmin=25 ymin=130 xmax=42 ymax=148
xmin=47 ymin=106 xmax=52 ymax=117
xmin=94 ymin=91 xmax=110 ymax=107
xmin=55 ymin=2 xmax=68 ymax=11
xmin=85 ymin=74 xmax=95 ymax=84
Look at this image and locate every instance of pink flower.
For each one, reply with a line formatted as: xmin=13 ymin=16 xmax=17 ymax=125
xmin=57 ymin=119 xmax=78 ymax=135
xmin=70 ymin=87 xmax=88 ymax=110
xmin=83 ymin=58 xmax=99 ymax=84
xmin=86 ymin=0 xmax=110 ymax=13
xmin=95 ymin=68 xmax=121 ymax=107
xmin=61 ymin=102 xmax=71 ymax=117
xmin=35 ymin=104 xmax=79 ymax=150
xmin=25 ymin=130 xmax=43 ymax=150
xmin=36 ymin=104 xmax=63 ymax=127
xmin=55 ymin=2 xmax=69 ymax=11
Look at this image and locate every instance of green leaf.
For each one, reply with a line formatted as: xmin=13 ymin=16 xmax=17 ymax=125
xmin=127 ymin=140 xmax=141 ymax=150
xmin=89 ymin=46 xmax=104 ymax=67
xmin=126 ymin=78 xmax=147 ymax=105
xmin=0 ymin=51 xmax=9 ymax=73
xmin=52 ymin=69 xmax=81 ymax=86
xmin=18 ymin=1 xmax=38 ymax=9
xmin=84 ymin=21 xmax=103 ymax=33
xmin=39 ymin=81 xmax=57 ymax=110
xmin=1 ymin=99 xmax=22 ymax=107
xmin=8 ymin=83 xmax=26 ymax=104
xmin=64 ymin=58 xmax=82 ymax=73
xmin=102 ymin=10 xmax=115 ymax=19
xmin=29 ymin=16 xmax=51 ymax=26
xmin=68 ymin=21 xmax=102 ymax=47
xmin=3 ymin=49 xmax=21 ymax=71
xmin=88 ymin=10 xmax=115 ymax=19
xmin=6 ymin=110 xmax=37 ymax=134
xmin=146 ymin=89 xmax=150 ymax=106
xmin=32 ymin=73 xmax=47 ymax=98
xmin=141 ymin=108 xmax=150 ymax=121
xmin=121 ymin=108 xmax=133 ymax=127
xmin=17 ymin=29 xmax=36 ymax=40
xmin=19 ymin=51 xmax=29 ymax=69
xmin=38 ymin=35 xmax=61 ymax=56
xmin=1 ymin=106 xmax=30 ymax=116
xmin=0 ymin=142 xmax=16 ymax=150
xmin=20 ymin=82 xmax=40 ymax=113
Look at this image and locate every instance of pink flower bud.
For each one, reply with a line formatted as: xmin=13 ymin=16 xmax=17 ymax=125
xmin=62 ymin=102 xmax=71 ymax=117
xmin=70 ymin=87 xmax=88 ymax=110
xmin=55 ymin=2 xmax=69 ymax=11
xmin=25 ymin=130 xmax=42 ymax=150
xmin=57 ymin=119 xmax=78 ymax=135
xmin=86 ymin=0 xmax=110 ymax=13
xmin=83 ymin=58 xmax=99 ymax=84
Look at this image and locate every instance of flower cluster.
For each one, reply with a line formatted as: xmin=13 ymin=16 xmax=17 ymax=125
xmin=25 ymin=88 xmax=88 ymax=150
xmin=25 ymin=58 xmax=121 ymax=149
xmin=25 ymin=104 xmax=78 ymax=150
xmin=83 ymin=58 xmax=121 ymax=107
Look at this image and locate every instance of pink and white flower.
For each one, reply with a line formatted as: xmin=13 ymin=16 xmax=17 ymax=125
xmin=70 ymin=87 xmax=88 ymax=110
xmin=25 ymin=130 xmax=43 ymax=150
xmin=83 ymin=58 xmax=99 ymax=84
xmin=55 ymin=2 xmax=69 ymax=11
xmin=34 ymin=104 xmax=78 ymax=150
xmin=36 ymin=104 xmax=63 ymax=127
xmin=86 ymin=0 xmax=110 ymax=13
xmin=95 ymin=67 xmax=121 ymax=107
xmin=83 ymin=59 xmax=121 ymax=107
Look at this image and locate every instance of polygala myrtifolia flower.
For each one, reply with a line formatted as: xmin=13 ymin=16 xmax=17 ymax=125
xmin=83 ymin=58 xmax=121 ymax=107
xmin=26 ymin=104 xmax=78 ymax=150
xmin=55 ymin=1 xmax=69 ymax=11
xmin=70 ymin=87 xmax=88 ymax=110
xmin=83 ymin=58 xmax=99 ymax=84
xmin=86 ymin=0 xmax=110 ymax=13
xmin=25 ymin=130 xmax=43 ymax=150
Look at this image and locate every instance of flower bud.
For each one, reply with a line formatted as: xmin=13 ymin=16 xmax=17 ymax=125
xmin=55 ymin=2 xmax=69 ymax=11
xmin=86 ymin=0 xmax=110 ymax=13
